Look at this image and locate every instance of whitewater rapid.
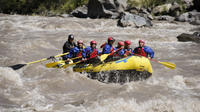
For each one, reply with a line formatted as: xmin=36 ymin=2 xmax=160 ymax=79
xmin=0 ymin=14 xmax=200 ymax=112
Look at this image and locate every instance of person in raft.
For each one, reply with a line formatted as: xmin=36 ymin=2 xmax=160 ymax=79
xmin=62 ymin=34 xmax=76 ymax=60
xmin=104 ymin=41 xmax=125 ymax=62
xmin=64 ymin=40 xmax=84 ymax=63
xmin=82 ymin=40 xmax=102 ymax=65
xmin=101 ymin=37 xmax=115 ymax=54
xmin=124 ymin=40 xmax=134 ymax=57
xmin=134 ymin=40 xmax=154 ymax=59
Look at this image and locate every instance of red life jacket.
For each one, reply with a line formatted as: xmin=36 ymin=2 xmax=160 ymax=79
xmin=124 ymin=49 xmax=132 ymax=56
xmin=89 ymin=49 xmax=98 ymax=59
xmin=76 ymin=49 xmax=83 ymax=57
xmin=136 ymin=47 xmax=146 ymax=57
xmin=113 ymin=48 xmax=122 ymax=56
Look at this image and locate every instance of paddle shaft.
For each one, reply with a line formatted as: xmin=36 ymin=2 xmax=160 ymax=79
xmin=63 ymin=55 xmax=101 ymax=68
xmin=27 ymin=52 xmax=69 ymax=65
xmin=134 ymin=53 xmax=176 ymax=69
xmin=9 ymin=52 xmax=69 ymax=70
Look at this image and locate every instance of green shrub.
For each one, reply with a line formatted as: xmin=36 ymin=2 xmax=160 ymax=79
xmin=0 ymin=0 xmax=88 ymax=15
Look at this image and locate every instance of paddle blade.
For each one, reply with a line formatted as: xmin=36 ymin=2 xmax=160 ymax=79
xmin=46 ymin=62 xmax=58 ymax=68
xmin=159 ymin=62 xmax=176 ymax=69
xmin=9 ymin=64 xmax=26 ymax=70
xmin=100 ymin=54 xmax=109 ymax=62
xmin=46 ymin=60 xmax=66 ymax=68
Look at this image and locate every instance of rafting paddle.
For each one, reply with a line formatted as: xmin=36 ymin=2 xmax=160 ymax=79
xmin=150 ymin=58 xmax=176 ymax=69
xmin=62 ymin=55 xmax=104 ymax=68
xmin=45 ymin=56 xmax=82 ymax=68
xmin=100 ymin=48 xmax=123 ymax=62
xmin=9 ymin=52 xmax=69 ymax=70
xmin=133 ymin=53 xmax=176 ymax=69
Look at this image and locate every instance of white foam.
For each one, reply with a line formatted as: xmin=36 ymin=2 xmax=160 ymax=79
xmin=84 ymin=96 xmax=200 ymax=112
xmin=0 ymin=67 xmax=23 ymax=86
xmin=167 ymin=75 xmax=187 ymax=90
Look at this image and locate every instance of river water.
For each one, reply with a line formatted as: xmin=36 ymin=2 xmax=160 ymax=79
xmin=0 ymin=14 xmax=200 ymax=112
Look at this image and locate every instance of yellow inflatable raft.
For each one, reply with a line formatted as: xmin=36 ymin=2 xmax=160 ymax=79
xmin=72 ymin=56 xmax=152 ymax=83
xmin=46 ymin=55 xmax=153 ymax=83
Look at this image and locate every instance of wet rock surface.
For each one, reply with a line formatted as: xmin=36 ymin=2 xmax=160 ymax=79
xmin=177 ymin=32 xmax=200 ymax=43
xmin=176 ymin=11 xmax=200 ymax=25
xmin=117 ymin=12 xmax=152 ymax=27
xmin=87 ymin=0 xmax=127 ymax=18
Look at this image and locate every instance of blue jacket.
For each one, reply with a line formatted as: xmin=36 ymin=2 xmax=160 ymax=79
xmin=134 ymin=46 xmax=154 ymax=58
xmin=113 ymin=47 xmax=125 ymax=56
xmin=82 ymin=46 xmax=101 ymax=58
xmin=102 ymin=43 xmax=114 ymax=54
xmin=67 ymin=47 xmax=83 ymax=58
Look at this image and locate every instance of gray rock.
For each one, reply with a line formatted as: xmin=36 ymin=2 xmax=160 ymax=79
xmin=117 ymin=12 xmax=152 ymax=27
xmin=183 ymin=0 xmax=193 ymax=9
xmin=169 ymin=2 xmax=181 ymax=17
xmin=176 ymin=11 xmax=200 ymax=25
xmin=71 ymin=5 xmax=88 ymax=18
xmin=155 ymin=15 xmax=175 ymax=21
xmin=127 ymin=7 xmax=154 ymax=20
xmin=87 ymin=0 xmax=127 ymax=18
xmin=152 ymin=2 xmax=185 ymax=17
xmin=177 ymin=32 xmax=200 ymax=43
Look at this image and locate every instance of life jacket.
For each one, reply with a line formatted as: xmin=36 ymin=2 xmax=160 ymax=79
xmin=76 ymin=48 xmax=83 ymax=57
xmin=113 ymin=48 xmax=122 ymax=56
xmin=124 ymin=48 xmax=132 ymax=56
xmin=89 ymin=48 xmax=98 ymax=59
xmin=136 ymin=47 xmax=146 ymax=57
xmin=101 ymin=43 xmax=114 ymax=53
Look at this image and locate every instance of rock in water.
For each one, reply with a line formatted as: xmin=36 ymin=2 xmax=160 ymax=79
xmin=155 ymin=15 xmax=175 ymax=22
xmin=176 ymin=11 xmax=200 ymax=25
xmin=117 ymin=12 xmax=152 ymax=27
xmin=87 ymin=0 xmax=127 ymax=18
xmin=71 ymin=5 xmax=88 ymax=18
xmin=177 ymin=32 xmax=200 ymax=43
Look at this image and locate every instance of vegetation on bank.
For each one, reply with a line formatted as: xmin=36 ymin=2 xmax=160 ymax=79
xmin=0 ymin=0 xmax=187 ymax=16
xmin=0 ymin=0 xmax=88 ymax=15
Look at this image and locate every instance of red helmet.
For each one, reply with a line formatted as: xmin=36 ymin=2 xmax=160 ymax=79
xmin=139 ymin=40 xmax=145 ymax=43
xmin=108 ymin=37 xmax=114 ymax=41
xmin=125 ymin=40 xmax=131 ymax=45
xmin=77 ymin=40 xmax=83 ymax=44
xmin=90 ymin=40 xmax=97 ymax=45
xmin=118 ymin=41 xmax=124 ymax=46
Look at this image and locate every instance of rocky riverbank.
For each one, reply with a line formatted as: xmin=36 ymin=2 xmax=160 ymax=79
xmin=70 ymin=0 xmax=200 ymax=27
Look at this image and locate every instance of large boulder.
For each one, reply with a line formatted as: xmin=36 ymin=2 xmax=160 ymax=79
xmin=127 ymin=7 xmax=154 ymax=20
xmin=177 ymin=32 xmax=200 ymax=43
xmin=71 ymin=5 xmax=88 ymax=18
xmin=194 ymin=0 xmax=200 ymax=11
xmin=117 ymin=12 xmax=152 ymax=27
xmin=87 ymin=0 xmax=127 ymax=18
xmin=152 ymin=2 xmax=185 ymax=17
xmin=176 ymin=11 xmax=200 ymax=25
xmin=183 ymin=0 xmax=194 ymax=10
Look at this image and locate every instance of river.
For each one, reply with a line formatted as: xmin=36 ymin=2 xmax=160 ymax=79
xmin=0 ymin=14 xmax=200 ymax=112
